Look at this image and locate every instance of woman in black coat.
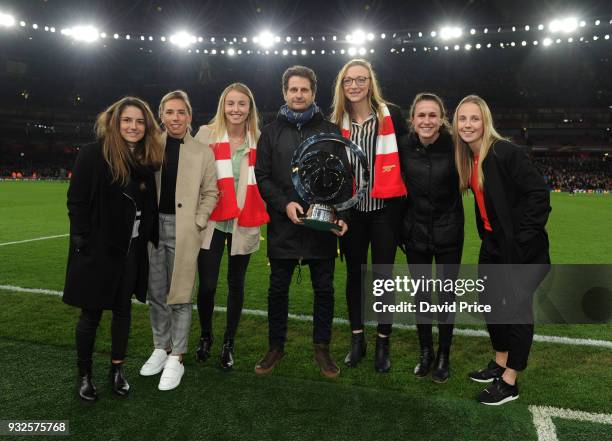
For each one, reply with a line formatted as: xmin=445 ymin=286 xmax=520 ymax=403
xmin=399 ymin=93 xmax=464 ymax=383
xmin=453 ymin=95 xmax=551 ymax=405
xmin=63 ymin=96 xmax=163 ymax=401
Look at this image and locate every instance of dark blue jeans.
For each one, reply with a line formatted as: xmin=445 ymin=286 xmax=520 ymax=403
xmin=267 ymin=258 xmax=335 ymax=351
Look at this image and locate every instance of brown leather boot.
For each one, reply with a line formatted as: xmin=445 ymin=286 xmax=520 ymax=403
xmin=254 ymin=348 xmax=284 ymax=375
xmin=314 ymin=343 xmax=340 ymax=378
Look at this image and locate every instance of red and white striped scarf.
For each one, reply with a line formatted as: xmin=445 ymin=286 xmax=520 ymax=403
xmin=209 ymin=132 xmax=269 ymax=227
xmin=341 ymin=103 xmax=407 ymax=198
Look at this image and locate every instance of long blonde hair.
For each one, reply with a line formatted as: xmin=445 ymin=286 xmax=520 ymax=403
xmin=95 ymin=97 xmax=163 ymax=186
xmin=452 ymin=95 xmax=506 ymax=191
xmin=330 ymin=58 xmax=387 ymax=127
xmin=207 ymin=83 xmax=260 ymax=142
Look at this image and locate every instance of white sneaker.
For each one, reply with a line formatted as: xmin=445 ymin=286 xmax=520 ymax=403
xmin=158 ymin=355 xmax=184 ymax=391
xmin=140 ymin=349 xmax=168 ymax=376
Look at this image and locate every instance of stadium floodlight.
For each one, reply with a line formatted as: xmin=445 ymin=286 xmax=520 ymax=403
xmin=0 ymin=12 xmax=15 ymax=27
xmin=439 ymin=26 xmax=462 ymax=40
xmin=549 ymin=17 xmax=578 ymax=33
xmin=430 ymin=31 xmax=437 ymax=37
xmin=282 ymin=49 xmax=288 ymax=56
xmin=227 ymin=48 xmax=235 ymax=56
xmin=256 ymin=31 xmax=275 ymax=48
xmin=62 ymin=25 xmax=100 ymax=43
xmin=348 ymin=29 xmax=366 ymax=44
xmin=543 ymin=37 xmax=552 ymax=46
xmin=170 ymin=31 xmax=196 ymax=48
xmin=348 ymin=46 xmax=357 ymax=56
xmin=380 ymin=33 xmax=385 ymax=39
xmin=367 ymin=32 xmax=374 ymax=41
xmin=300 ymin=49 xmax=307 ymax=55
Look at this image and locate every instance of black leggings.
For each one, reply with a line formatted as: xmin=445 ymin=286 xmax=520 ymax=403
xmin=75 ymin=247 xmax=137 ymax=369
xmin=405 ymin=247 xmax=462 ymax=349
xmin=197 ymin=228 xmax=251 ymax=342
xmin=478 ymin=231 xmax=549 ymax=371
xmin=341 ymin=205 xmax=400 ymax=336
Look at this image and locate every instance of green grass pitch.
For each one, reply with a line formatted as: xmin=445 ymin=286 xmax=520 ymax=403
xmin=0 ymin=181 xmax=610 ymax=441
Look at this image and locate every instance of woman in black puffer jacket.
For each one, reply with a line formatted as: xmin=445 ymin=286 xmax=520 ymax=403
xmin=399 ymin=93 xmax=464 ymax=383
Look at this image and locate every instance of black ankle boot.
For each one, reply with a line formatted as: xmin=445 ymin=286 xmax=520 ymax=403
xmin=109 ymin=363 xmax=130 ymax=396
xmin=219 ymin=340 xmax=235 ymax=371
xmin=414 ymin=345 xmax=435 ymax=378
xmin=195 ymin=335 xmax=213 ymax=362
xmin=344 ymin=332 xmax=366 ymax=367
xmin=374 ymin=336 xmax=391 ymax=373
xmin=77 ymin=361 xmax=98 ymax=402
xmin=432 ymin=346 xmax=450 ymax=383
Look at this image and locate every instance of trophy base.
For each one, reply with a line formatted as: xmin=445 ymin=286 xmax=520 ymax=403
xmin=299 ymin=204 xmax=341 ymax=233
xmin=301 ymin=218 xmax=342 ymax=232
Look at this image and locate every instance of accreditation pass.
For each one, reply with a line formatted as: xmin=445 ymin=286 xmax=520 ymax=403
xmin=0 ymin=420 xmax=69 ymax=436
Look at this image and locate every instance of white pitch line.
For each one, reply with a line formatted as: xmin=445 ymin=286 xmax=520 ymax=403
xmin=1 ymin=284 xmax=611 ymax=349
xmin=529 ymin=405 xmax=612 ymax=441
xmin=0 ymin=234 xmax=68 ymax=247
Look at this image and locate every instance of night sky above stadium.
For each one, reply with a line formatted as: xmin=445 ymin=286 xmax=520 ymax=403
xmin=5 ymin=0 xmax=612 ymax=35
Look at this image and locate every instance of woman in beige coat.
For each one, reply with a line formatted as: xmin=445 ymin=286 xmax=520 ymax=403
xmin=140 ymin=90 xmax=218 ymax=391
xmin=194 ymin=83 xmax=269 ymax=370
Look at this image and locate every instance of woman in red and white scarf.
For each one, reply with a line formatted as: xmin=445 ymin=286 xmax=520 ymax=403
xmin=331 ymin=59 xmax=408 ymax=373
xmin=194 ymin=83 xmax=269 ymax=370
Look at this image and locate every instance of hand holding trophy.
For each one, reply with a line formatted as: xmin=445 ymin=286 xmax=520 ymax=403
xmin=291 ymin=133 xmax=369 ymax=233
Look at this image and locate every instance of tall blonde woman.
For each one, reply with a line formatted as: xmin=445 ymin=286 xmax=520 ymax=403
xmin=452 ymin=95 xmax=550 ymax=405
xmin=194 ymin=83 xmax=269 ymax=370
xmin=331 ymin=59 xmax=407 ymax=372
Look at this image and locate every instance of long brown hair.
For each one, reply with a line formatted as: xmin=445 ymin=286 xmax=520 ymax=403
xmin=452 ymin=95 xmax=506 ymax=192
xmin=330 ymin=58 xmax=387 ymax=127
xmin=207 ymin=83 xmax=261 ymax=142
xmin=95 ymin=96 xmax=163 ymax=186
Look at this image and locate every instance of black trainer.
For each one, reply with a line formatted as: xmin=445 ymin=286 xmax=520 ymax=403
xmin=477 ymin=377 xmax=519 ymax=405
xmin=468 ymin=360 xmax=505 ymax=383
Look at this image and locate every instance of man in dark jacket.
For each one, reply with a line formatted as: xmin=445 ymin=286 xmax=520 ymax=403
xmin=254 ymin=65 xmax=348 ymax=378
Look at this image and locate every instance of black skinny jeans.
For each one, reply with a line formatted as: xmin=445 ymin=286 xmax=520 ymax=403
xmin=75 ymin=246 xmax=137 ymax=370
xmin=267 ymin=258 xmax=335 ymax=351
xmin=405 ymin=247 xmax=462 ymax=349
xmin=197 ymin=228 xmax=251 ymax=342
xmin=341 ymin=205 xmax=400 ymax=336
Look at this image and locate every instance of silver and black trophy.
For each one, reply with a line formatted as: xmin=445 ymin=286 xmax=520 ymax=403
xmin=291 ymin=133 xmax=369 ymax=232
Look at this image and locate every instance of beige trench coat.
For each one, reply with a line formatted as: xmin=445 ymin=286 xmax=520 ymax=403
xmin=154 ymin=132 xmax=218 ymax=304
xmin=194 ymin=126 xmax=262 ymax=256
